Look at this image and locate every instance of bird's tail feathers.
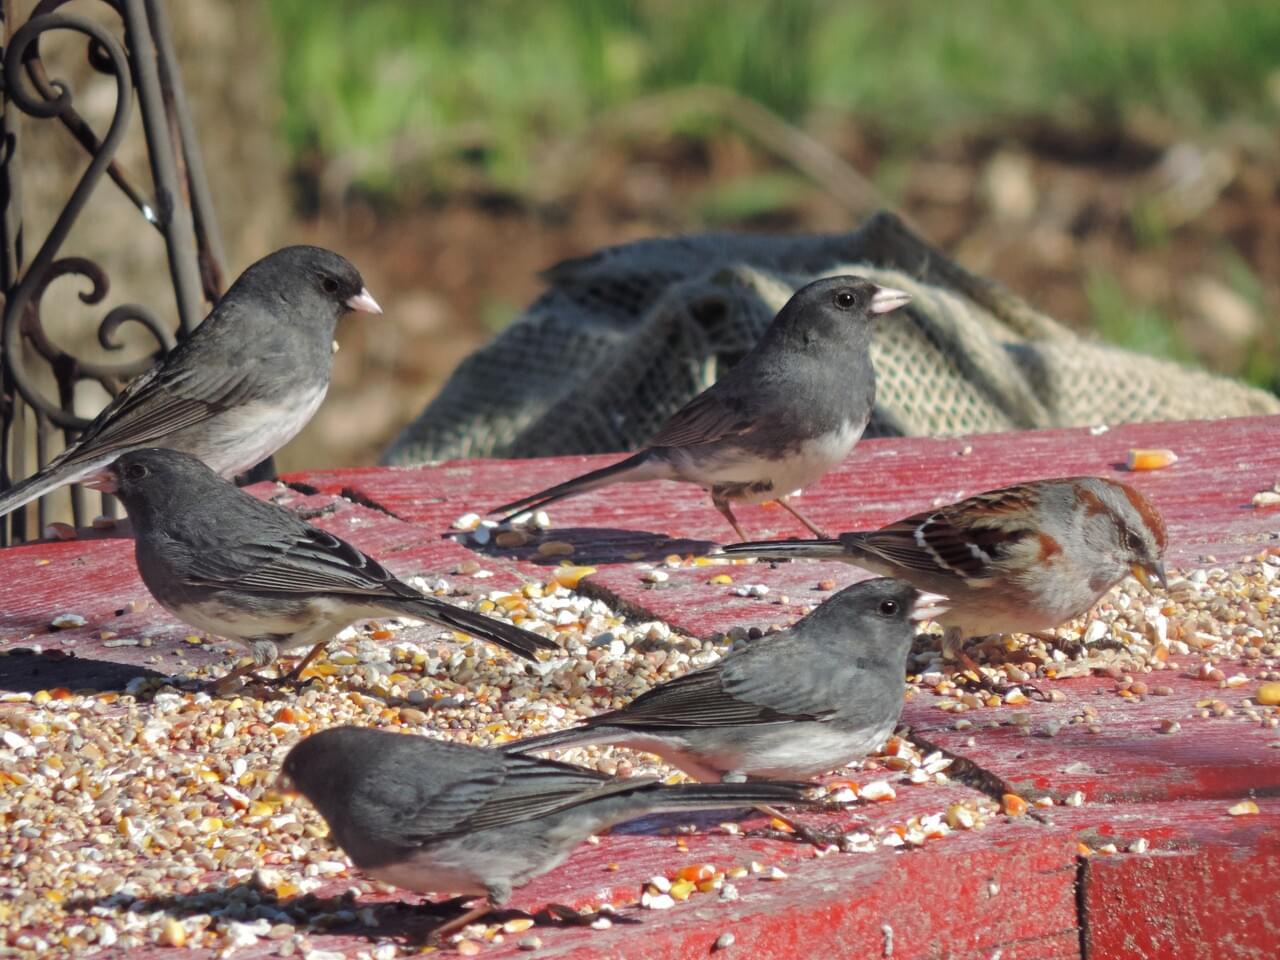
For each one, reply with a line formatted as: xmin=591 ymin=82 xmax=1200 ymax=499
xmin=717 ymin=538 xmax=848 ymax=562
xmin=393 ymin=596 xmax=559 ymax=662
xmin=504 ymin=724 xmax=612 ymax=755
xmin=0 ymin=453 xmax=109 ymax=522
xmin=490 ymin=451 xmax=666 ymax=521
xmin=645 ymin=779 xmax=817 ymax=812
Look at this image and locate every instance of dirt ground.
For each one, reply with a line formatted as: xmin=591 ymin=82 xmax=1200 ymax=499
xmin=280 ymin=128 xmax=1280 ymax=472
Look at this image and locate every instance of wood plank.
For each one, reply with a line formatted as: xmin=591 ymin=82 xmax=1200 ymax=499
xmin=79 ymin=783 xmax=1078 ymax=960
xmin=1057 ymin=799 xmax=1280 ymax=960
xmin=905 ymin=668 xmax=1280 ymax=805
xmin=308 ymin=416 xmax=1280 ymax=640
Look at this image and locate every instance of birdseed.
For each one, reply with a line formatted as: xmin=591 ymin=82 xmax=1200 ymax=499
xmin=1 ymin=549 xmax=1276 ymax=955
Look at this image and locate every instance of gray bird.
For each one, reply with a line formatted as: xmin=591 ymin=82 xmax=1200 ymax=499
xmin=491 ymin=276 xmax=911 ymax=540
xmin=508 ymin=578 xmax=944 ymax=841
xmin=0 ymin=245 xmax=381 ymax=521
xmin=89 ymin=449 xmax=558 ymax=685
xmin=281 ymin=725 xmax=817 ymax=937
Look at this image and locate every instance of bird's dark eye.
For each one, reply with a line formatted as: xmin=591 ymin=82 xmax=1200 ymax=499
xmin=877 ymin=599 xmax=899 ymax=616
xmin=320 ymin=276 xmax=340 ymax=296
xmin=834 ymin=290 xmax=856 ymax=310
xmin=124 ymin=463 xmax=149 ymax=481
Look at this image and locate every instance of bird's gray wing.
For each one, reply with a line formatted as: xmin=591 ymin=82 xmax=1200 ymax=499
xmin=352 ymin=739 xmax=511 ymax=845
xmin=589 ymin=640 xmax=832 ymax=730
xmin=183 ymin=522 xmax=412 ymax=599
xmin=644 ymin=378 xmax=761 ymax=449
xmin=59 ymin=358 xmax=257 ymax=468
xmin=455 ymin=754 xmax=657 ymax=834
xmin=374 ymin=749 xmax=648 ymax=841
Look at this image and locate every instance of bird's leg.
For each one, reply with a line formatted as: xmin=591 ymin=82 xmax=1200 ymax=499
xmin=774 ymin=496 xmax=830 ymax=538
xmin=214 ymin=657 xmax=264 ymax=693
xmin=426 ymin=900 xmax=494 ymax=943
xmin=711 ymin=494 xmax=749 ymax=542
xmin=944 ymin=629 xmax=1048 ymax=701
xmin=282 ymin=642 xmax=328 ymax=683
xmin=214 ymin=642 xmax=280 ymax=692
xmin=750 ymin=803 xmax=848 ymax=848
xmin=940 ymin=626 xmax=981 ymax=675
xmin=728 ymin=767 xmax=845 ymax=847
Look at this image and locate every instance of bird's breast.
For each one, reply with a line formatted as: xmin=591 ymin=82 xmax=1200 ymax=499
xmin=675 ymin=419 xmax=864 ymax=502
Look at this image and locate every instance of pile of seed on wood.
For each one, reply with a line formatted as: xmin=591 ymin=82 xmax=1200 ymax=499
xmin=1 ymin=549 xmax=1277 ymax=956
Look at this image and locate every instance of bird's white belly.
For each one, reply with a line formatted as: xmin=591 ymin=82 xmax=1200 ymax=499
xmin=177 ymin=383 xmax=328 ymax=478
xmin=670 ymin=421 xmax=864 ymax=504
xmin=169 ymin=595 xmax=367 ymax=650
xmin=368 ymin=852 xmax=492 ymax=898
xmin=731 ymin=720 xmax=895 ymax=779
xmin=619 ymin=718 xmax=894 ymax=781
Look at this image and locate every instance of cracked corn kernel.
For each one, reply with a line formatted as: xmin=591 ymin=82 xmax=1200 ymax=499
xmin=676 ymin=864 xmax=717 ymax=883
xmin=158 ymin=918 xmax=186 ymax=947
xmin=1126 ymin=448 xmax=1178 ymax=471
xmin=1257 ymin=683 xmax=1280 ymax=707
xmin=1002 ymin=794 xmax=1028 ymax=817
xmin=669 ymin=879 xmax=696 ymax=901
xmin=553 ymin=565 xmax=596 ymax=588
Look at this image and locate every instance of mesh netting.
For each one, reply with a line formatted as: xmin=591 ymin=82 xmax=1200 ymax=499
xmin=384 ymin=212 xmax=1279 ymax=464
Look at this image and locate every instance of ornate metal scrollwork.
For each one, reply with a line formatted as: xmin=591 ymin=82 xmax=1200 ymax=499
xmin=0 ymin=0 xmax=225 ymax=542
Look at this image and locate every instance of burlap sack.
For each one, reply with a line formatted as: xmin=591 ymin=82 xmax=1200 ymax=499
xmin=384 ymin=212 xmax=1278 ymax=464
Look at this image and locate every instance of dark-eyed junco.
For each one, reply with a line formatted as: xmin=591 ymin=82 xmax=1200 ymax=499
xmin=491 ymin=277 xmax=911 ymax=540
xmin=282 ymin=725 xmax=816 ymax=937
xmin=509 ymin=578 xmax=943 ymax=841
xmin=89 ymin=449 xmax=558 ymax=684
xmin=0 ymin=245 xmax=381 ymax=521
xmin=719 ymin=477 xmax=1168 ymax=664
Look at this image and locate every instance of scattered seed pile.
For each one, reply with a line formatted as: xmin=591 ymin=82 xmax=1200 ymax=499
xmin=2 ymin=539 xmax=1277 ymax=957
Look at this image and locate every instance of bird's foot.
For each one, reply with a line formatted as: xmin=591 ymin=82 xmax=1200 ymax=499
xmin=949 ymin=647 xmax=1049 ymax=702
xmin=536 ymin=903 xmax=599 ymax=926
xmin=953 ymin=668 xmax=1049 ymax=702
xmin=423 ymin=900 xmax=494 ymax=944
xmin=746 ymin=821 xmax=848 ymax=848
xmin=774 ymin=498 xmax=831 ymax=539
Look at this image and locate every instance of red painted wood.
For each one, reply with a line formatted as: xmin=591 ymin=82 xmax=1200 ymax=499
xmin=296 ymin=415 xmax=1280 ymax=640
xmin=101 ymin=785 xmax=1079 ymax=960
xmin=1054 ymin=800 xmax=1280 ymax=960
xmin=904 ymin=668 xmax=1280 ymax=805
xmin=2 ymin=415 xmax=1278 ymax=958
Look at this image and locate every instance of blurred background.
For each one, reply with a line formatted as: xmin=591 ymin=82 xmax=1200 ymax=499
xmin=12 ymin=0 xmax=1280 ymax=475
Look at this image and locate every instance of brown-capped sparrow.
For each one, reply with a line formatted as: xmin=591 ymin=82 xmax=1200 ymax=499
xmin=719 ymin=476 xmax=1168 ymax=662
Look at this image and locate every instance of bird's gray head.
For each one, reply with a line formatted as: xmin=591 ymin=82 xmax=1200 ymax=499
xmin=797 ymin=577 xmax=947 ymax=646
xmin=85 ymin=448 xmax=232 ymax=524
xmin=229 ymin=245 xmax=381 ymax=329
xmin=280 ymin=727 xmax=428 ymax=857
xmin=1072 ymin=477 xmax=1168 ymax=593
xmin=281 ymin=727 xmax=374 ymax=810
xmin=769 ymin=276 xmax=911 ymax=350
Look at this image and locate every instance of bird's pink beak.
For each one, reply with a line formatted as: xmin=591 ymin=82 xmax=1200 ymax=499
xmin=869 ymin=286 xmax=912 ymax=315
xmin=345 ymin=287 xmax=382 ymax=315
xmin=910 ymin=592 xmax=950 ymax=622
xmin=82 ymin=470 xmax=118 ymax=494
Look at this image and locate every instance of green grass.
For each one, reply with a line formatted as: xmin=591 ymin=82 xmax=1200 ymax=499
xmin=267 ymin=0 xmax=1280 ymax=196
xmin=1085 ymin=270 xmax=1194 ymax=364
